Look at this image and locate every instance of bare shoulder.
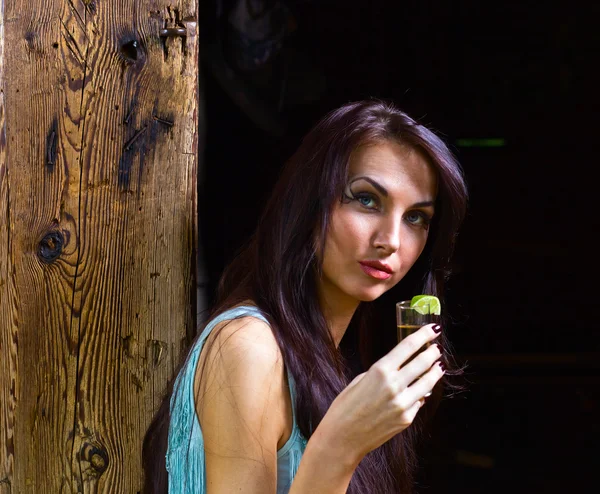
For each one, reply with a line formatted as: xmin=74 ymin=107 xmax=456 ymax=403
xmin=203 ymin=314 xmax=283 ymax=374
xmin=194 ymin=314 xmax=286 ymax=411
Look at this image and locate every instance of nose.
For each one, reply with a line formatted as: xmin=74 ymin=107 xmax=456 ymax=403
xmin=372 ymin=212 xmax=401 ymax=254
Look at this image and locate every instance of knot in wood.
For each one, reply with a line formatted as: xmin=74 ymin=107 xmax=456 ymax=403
xmin=38 ymin=231 xmax=64 ymax=263
xmin=120 ymin=40 xmax=139 ymax=62
xmin=81 ymin=443 xmax=109 ymax=475
xmin=24 ymin=31 xmax=36 ymax=44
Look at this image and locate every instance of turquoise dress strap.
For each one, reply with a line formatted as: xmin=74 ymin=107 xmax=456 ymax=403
xmin=166 ymin=306 xmax=307 ymax=493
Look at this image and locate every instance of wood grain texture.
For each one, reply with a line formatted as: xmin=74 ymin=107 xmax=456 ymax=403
xmin=0 ymin=1 xmax=198 ymax=492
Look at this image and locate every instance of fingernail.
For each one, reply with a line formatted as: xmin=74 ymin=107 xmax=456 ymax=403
xmin=433 ymin=343 xmax=443 ymax=354
xmin=439 ymin=361 xmax=446 ymax=371
xmin=432 ymin=324 xmax=442 ymax=333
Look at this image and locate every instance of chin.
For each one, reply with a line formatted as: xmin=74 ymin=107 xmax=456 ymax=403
xmin=353 ymin=287 xmax=389 ymax=303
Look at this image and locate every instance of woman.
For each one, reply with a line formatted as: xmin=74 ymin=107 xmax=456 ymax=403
xmin=143 ymin=99 xmax=468 ymax=493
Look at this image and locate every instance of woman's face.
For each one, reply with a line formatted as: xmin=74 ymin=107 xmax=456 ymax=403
xmin=319 ymin=139 xmax=437 ymax=308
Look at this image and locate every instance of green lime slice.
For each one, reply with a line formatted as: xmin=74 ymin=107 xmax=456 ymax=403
xmin=410 ymin=295 xmax=441 ymax=315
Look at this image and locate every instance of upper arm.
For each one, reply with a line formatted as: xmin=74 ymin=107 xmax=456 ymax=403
xmin=195 ymin=316 xmax=287 ymax=493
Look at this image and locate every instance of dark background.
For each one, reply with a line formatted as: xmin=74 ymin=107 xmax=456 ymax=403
xmin=197 ymin=1 xmax=598 ymax=492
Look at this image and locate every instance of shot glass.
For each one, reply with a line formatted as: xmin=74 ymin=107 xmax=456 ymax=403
xmin=396 ymin=300 xmax=441 ymax=397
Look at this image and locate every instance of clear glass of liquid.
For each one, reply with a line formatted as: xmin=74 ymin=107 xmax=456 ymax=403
xmin=396 ymin=300 xmax=441 ymax=396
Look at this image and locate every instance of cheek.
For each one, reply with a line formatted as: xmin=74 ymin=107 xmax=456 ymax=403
xmin=328 ymin=210 xmax=365 ymax=251
xmin=397 ymin=231 xmax=429 ymax=276
xmin=410 ymin=233 xmax=429 ymax=259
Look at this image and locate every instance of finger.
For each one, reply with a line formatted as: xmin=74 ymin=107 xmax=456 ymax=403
xmin=396 ymin=342 xmax=442 ymax=389
xmin=403 ymin=361 xmax=445 ymax=403
xmin=378 ymin=323 xmax=442 ymax=370
xmin=398 ymin=396 xmax=424 ymax=425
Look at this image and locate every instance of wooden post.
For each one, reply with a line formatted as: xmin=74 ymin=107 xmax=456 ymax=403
xmin=0 ymin=1 xmax=199 ymax=491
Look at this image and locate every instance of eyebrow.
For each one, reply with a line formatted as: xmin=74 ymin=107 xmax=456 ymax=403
xmin=349 ymin=176 xmax=435 ymax=208
xmin=349 ymin=176 xmax=389 ymax=196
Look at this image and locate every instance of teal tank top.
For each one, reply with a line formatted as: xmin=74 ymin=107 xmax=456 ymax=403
xmin=166 ymin=306 xmax=307 ymax=493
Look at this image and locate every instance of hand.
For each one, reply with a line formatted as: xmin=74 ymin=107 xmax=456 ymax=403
xmin=317 ymin=323 xmax=444 ymax=466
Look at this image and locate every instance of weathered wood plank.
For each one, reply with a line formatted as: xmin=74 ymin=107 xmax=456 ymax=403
xmin=0 ymin=1 xmax=198 ymax=492
xmin=1 ymin=4 xmax=19 ymax=494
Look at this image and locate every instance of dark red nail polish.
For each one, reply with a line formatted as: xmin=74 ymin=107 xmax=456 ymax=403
xmin=439 ymin=361 xmax=446 ymax=371
xmin=433 ymin=343 xmax=443 ymax=354
xmin=432 ymin=324 xmax=442 ymax=333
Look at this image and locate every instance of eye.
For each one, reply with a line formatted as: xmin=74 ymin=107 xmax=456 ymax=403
xmin=405 ymin=210 xmax=432 ymax=229
xmin=354 ymin=192 xmax=379 ymax=210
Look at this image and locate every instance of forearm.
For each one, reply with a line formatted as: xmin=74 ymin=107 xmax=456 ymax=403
xmin=288 ymin=425 xmax=360 ymax=494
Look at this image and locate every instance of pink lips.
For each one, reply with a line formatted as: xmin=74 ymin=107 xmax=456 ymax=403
xmin=359 ymin=261 xmax=393 ymax=280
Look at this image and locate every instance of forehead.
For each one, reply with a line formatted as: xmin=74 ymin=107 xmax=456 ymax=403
xmin=348 ymin=140 xmax=437 ymax=195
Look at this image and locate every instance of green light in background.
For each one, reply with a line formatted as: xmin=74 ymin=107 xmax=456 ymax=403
xmin=456 ymin=138 xmax=506 ymax=148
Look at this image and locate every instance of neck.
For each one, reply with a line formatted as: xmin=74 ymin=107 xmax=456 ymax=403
xmin=318 ymin=283 xmax=360 ymax=347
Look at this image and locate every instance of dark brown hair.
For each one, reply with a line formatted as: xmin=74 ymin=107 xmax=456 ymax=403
xmin=143 ymin=99 xmax=468 ymax=493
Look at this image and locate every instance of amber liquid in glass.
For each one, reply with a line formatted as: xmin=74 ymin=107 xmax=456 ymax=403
xmin=397 ymin=324 xmax=430 ymax=365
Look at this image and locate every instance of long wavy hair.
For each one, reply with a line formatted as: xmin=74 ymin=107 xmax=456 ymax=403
xmin=142 ymin=99 xmax=468 ymax=493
